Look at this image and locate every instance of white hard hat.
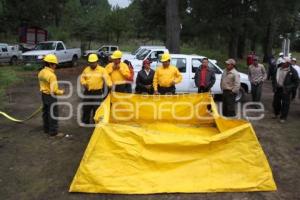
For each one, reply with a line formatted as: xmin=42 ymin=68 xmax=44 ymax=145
xmin=278 ymin=57 xmax=285 ymax=65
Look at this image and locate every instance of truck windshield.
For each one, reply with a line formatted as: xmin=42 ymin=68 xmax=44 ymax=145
xmin=132 ymin=47 xmax=141 ymax=55
xmin=34 ymin=43 xmax=56 ymax=50
xmin=135 ymin=48 xmax=146 ymax=57
xmin=136 ymin=49 xmax=150 ymax=60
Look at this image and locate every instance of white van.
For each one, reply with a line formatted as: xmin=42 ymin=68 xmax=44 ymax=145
xmin=0 ymin=43 xmax=22 ymax=65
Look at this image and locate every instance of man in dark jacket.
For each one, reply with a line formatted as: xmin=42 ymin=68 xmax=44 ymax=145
xmin=194 ymin=57 xmax=216 ymax=93
xmin=267 ymin=56 xmax=277 ymax=80
xmin=272 ymin=57 xmax=299 ymax=123
xmin=135 ymin=59 xmax=155 ymax=94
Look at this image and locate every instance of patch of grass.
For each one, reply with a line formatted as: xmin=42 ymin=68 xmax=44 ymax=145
xmin=0 ymin=68 xmax=19 ymax=86
xmin=0 ymin=67 xmax=20 ymax=107
xmin=9 ymin=64 xmax=41 ymax=71
xmin=181 ymin=44 xmax=252 ymax=73
xmin=181 ymin=45 xmax=227 ymax=61
xmin=0 ymin=89 xmax=4 ymax=103
xmin=291 ymin=51 xmax=300 ymax=61
xmin=235 ymin=60 xmax=249 ymax=73
xmin=120 ymin=40 xmax=165 ymax=52
xmin=119 ymin=43 xmax=137 ymax=52
xmin=181 ymin=44 xmax=230 ymax=70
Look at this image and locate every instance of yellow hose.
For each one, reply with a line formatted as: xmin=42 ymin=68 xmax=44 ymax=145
xmin=0 ymin=105 xmax=42 ymax=123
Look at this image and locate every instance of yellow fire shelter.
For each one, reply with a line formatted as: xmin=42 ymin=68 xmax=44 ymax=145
xmin=69 ymin=93 xmax=276 ymax=194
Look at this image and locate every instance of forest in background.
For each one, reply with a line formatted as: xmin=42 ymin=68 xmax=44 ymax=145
xmin=0 ymin=0 xmax=300 ymax=62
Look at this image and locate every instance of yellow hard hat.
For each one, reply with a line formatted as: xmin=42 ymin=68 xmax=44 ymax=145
xmin=111 ymin=50 xmax=122 ymax=59
xmin=43 ymin=54 xmax=58 ymax=64
xmin=160 ymin=53 xmax=171 ymax=62
xmin=88 ymin=53 xmax=98 ymax=62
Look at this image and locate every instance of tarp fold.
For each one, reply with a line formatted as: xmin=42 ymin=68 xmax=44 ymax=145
xmin=70 ymin=93 xmax=276 ymax=194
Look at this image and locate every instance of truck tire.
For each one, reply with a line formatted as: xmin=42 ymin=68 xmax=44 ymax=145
xmin=10 ymin=56 xmax=18 ymax=65
xmin=71 ymin=55 xmax=78 ymax=67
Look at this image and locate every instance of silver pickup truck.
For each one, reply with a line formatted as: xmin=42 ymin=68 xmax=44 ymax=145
xmin=22 ymin=41 xmax=81 ymax=66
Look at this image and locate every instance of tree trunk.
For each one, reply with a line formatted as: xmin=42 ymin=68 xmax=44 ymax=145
xmin=166 ymin=0 xmax=180 ymax=53
xmin=228 ymin=28 xmax=239 ymax=59
xmin=263 ymin=20 xmax=275 ymax=62
xmin=250 ymin=35 xmax=257 ymax=52
xmin=55 ymin=13 xmax=60 ymax=27
xmin=88 ymin=40 xmax=91 ymax=50
xmin=237 ymin=32 xmax=246 ymax=59
xmin=106 ymin=32 xmax=109 ymax=42
xmin=116 ymin=31 xmax=120 ymax=43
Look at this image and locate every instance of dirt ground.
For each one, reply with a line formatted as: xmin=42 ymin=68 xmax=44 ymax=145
xmin=0 ymin=67 xmax=299 ymax=200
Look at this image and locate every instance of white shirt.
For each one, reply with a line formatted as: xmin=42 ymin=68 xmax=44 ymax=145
xmin=144 ymin=69 xmax=151 ymax=76
xmin=276 ymin=67 xmax=289 ymax=87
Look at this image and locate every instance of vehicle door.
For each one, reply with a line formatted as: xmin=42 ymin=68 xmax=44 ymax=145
xmin=99 ymin=46 xmax=109 ymax=55
xmin=110 ymin=46 xmax=118 ymax=54
xmin=0 ymin=45 xmax=4 ymax=62
xmin=0 ymin=45 xmax=10 ymax=62
xmin=170 ymin=57 xmax=189 ymax=92
xmin=209 ymin=61 xmax=223 ymax=94
xmin=55 ymin=42 xmax=67 ymax=63
xmin=189 ymin=58 xmax=222 ymax=93
xmin=189 ymin=58 xmax=199 ymax=93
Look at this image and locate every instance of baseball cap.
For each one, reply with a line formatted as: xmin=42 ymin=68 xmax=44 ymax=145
xmin=225 ymin=58 xmax=236 ymax=65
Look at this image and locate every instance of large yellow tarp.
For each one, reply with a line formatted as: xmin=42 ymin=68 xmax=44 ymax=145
xmin=69 ymin=93 xmax=276 ymax=194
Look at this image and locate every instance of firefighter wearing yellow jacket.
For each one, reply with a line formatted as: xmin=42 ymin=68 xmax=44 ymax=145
xmin=38 ymin=54 xmax=64 ymax=137
xmin=105 ymin=50 xmax=132 ymax=93
xmin=80 ymin=54 xmax=112 ymax=124
xmin=153 ymin=53 xmax=182 ymax=94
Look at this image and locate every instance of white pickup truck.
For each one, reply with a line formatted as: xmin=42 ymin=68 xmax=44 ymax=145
xmin=0 ymin=43 xmax=22 ymax=65
xmin=125 ymin=47 xmax=169 ymax=70
xmin=22 ymin=41 xmax=81 ymax=66
xmin=123 ymin=46 xmax=167 ymax=60
xmin=131 ymin=54 xmax=251 ymax=101
xmin=83 ymin=45 xmax=119 ymax=57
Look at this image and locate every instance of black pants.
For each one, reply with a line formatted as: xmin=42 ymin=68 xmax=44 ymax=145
xmin=222 ymin=90 xmax=236 ymax=117
xmin=273 ymin=87 xmax=291 ymax=120
xmin=291 ymin=86 xmax=298 ymax=100
xmin=135 ymin=86 xmax=154 ymax=94
xmin=114 ymin=83 xmax=132 ymax=93
xmin=158 ymin=85 xmax=176 ymax=95
xmin=42 ymin=93 xmax=58 ymax=136
xmin=198 ymin=86 xmax=209 ymax=93
xmin=251 ymin=83 xmax=263 ymax=102
xmin=82 ymin=89 xmax=103 ymax=124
